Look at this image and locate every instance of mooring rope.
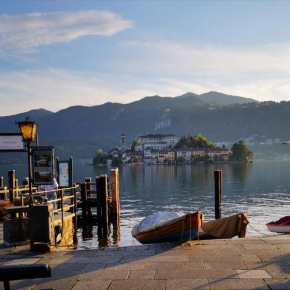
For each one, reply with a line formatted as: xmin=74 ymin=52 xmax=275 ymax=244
xmin=248 ymin=223 xmax=272 ymax=237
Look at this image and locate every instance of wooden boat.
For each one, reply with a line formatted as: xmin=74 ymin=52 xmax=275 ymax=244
xmin=132 ymin=211 xmax=204 ymax=244
xmin=266 ymin=216 xmax=290 ymax=233
xmin=132 ymin=212 xmax=249 ymax=244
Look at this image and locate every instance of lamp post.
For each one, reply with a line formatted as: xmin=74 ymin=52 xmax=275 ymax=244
xmin=16 ymin=117 xmax=38 ymax=249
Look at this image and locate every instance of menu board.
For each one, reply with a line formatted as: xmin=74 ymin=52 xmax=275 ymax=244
xmin=59 ymin=162 xmax=69 ymax=187
xmin=56 ymin=158 xmax=73 ymax=188
xmin=32 ymin=148 xmax=54 ymax=185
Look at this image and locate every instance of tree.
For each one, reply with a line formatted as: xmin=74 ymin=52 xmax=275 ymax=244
xmin=177 ymin=156 xmax=184 ymax=163
xmin=231 ymin=140 xmax=253 ymax=162
xmin=175 ymin=133 xmax=218 ymax=149
xmin=93 ymin=148 xmax=108 ymax=165
xmin=131 ymin=140 xmax=138 ymax=151
xmin=111 ymin=157 xmax=122 ymax=167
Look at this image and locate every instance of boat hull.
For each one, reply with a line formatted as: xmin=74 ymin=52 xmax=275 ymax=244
xmin=135 ymin=212 xmax=203 ymax=244
xmin=266 ymin=216 xmax=290 ymax=233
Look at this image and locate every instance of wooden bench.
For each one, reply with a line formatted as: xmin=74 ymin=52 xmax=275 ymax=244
xmin=0 ymin=264 xmax=51 ymax=290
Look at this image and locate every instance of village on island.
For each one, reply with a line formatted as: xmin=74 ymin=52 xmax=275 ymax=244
xmin=93 ymin=133 xmax=253 ymax=166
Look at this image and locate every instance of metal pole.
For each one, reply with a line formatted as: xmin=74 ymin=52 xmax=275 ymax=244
xmin=214 ymin=170 xmax=222 ymax=220
xmin=28 ymin=141 xmax=34 ymax=250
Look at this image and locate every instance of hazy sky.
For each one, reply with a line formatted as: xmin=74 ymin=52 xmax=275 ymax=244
xmin=1 ymin=1 xmax=290 ymax=116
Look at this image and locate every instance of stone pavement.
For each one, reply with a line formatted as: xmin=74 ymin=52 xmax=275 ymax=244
xmin=1 ymin=235 xmax=290 ymax=289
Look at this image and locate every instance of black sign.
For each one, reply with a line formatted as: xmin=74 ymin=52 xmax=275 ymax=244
xmin=32 ymin=148 xmax=54 ymax=185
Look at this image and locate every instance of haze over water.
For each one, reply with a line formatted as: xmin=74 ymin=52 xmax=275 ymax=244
xmin=1 ymin=161 xmax=290 ymax=248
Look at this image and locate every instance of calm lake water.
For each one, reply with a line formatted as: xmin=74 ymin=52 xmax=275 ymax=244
xmin=1 ymin=161 xmax=290 ymax=248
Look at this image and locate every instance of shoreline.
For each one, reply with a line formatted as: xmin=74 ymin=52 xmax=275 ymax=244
xmin=1 ymin=233 xmax=290 ymax=289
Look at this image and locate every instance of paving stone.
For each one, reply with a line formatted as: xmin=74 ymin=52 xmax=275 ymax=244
xmin=106 ymin=261 xmax=144 ymax=270
xmin=51 ymin=262 xmax=88 ymax=272
xmin=72 ymin=280 xmax=111 ymax=290
xmin=128 ymin=270 xmax=156 ymax=280
xmin=237 ymin=269 xmax=272 ymax=278
xmin=34 ymin=277 xmax=77 ymax=290
xmin=241 ymin=253 xmax=262 ymax=262
xmin=243 ymin=244 xmax=277 ymax=250
xmin=78 ymin=269 xmax=129 ymax=280
xmin=108 ymin=280 xmax=143 ymax=290
xmin=205 ymin=261 xmax=247 ymax=270
xmin=207 ymin=278 xmax=269 ymax=289
xmin=156 ymin=269 xmax=238 ymax=280
xmin=141 ymin=280 xmax=166 ymax=290
xmin=8 ymin=278 xmax=42 ymax=290
xmin=166 ymin=279 xmax=208 ymax=290
xmin=4 ymin=257 xmax=41 ymax=265
xmin=265 ymin=278 xmax=290 ymax=289
xmin=135 ymin=255 xmax=189 ymax=263
xmin=3 ymin=254 xmax=28 ymax=259
xmin=143 ymin=261 xmax=205 ymax=270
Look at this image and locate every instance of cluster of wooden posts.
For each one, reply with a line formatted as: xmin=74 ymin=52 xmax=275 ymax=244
xmin=78 ymin=169 xmax=120 ymax=244
xmin=0 ymin=170 xmax=31 ymax=204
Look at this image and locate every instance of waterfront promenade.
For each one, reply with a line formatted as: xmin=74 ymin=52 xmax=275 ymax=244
xmin=1 ymin=231 xmax=290 ymax=290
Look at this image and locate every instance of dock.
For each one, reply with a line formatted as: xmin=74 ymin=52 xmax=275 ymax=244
xmin=1 ymin=231 xmax=290 ymax=289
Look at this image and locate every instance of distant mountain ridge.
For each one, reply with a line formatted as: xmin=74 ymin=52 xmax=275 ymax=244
xmin=3 ymin=91 xmax=282 ymax=163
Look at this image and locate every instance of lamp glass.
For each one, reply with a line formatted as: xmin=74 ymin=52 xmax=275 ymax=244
xmin=19 ymin=122 xmax=37 ymax=142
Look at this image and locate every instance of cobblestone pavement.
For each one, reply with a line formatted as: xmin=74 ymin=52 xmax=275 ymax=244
xmin=1 ymin=235 xmax=290 ymax=289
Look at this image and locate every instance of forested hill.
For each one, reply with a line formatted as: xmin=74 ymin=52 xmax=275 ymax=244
xmin=2 ymin=92 xmax=289 ymax=162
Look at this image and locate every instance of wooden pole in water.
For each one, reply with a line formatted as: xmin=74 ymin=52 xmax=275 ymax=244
xmin=85 ymin=178 xmax=92 ymax=218
xmin=22 ymin=177 xmax=29 ymax=187
xmin=111 ymin=168 xmax=120 ymax=215
xmin=96 ymin=176 xmax=102 ymax=220
xmin=80 ymin=183 xmax=87 ymax=220
xmin=15 ymin=179 xmax=19 ymax=198
xmin=73 ymin=183 xmax=78 ymax=231
xmin=8 ymin=170 xmax=15 ymax=203
xmin=0 ymin=176 xmax=3 ymax=188
xmin=214 ymin=170 xmax=222 ymax=219
xmin=100 ymin=175 xmax=108 ymax=233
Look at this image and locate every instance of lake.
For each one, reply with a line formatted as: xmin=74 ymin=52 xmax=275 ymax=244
xmin=1 ymin=161 xmax=290 ymax=248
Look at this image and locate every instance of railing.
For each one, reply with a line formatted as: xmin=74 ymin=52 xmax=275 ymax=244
xmin=33 ymin=184 xmax=80 ymax=231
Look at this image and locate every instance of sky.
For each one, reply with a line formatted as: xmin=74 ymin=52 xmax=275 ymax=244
xmin=1 ymin=1 xmax=290 ymax=116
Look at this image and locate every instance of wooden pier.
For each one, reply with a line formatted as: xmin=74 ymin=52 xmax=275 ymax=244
xmin=0 ymin=168 xmax=120 ymax=251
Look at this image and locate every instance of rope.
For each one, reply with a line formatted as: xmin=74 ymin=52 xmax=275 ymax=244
xmin=180 ymin=212 xmax=202 ymax=247
xmin=179 ymin=214 xmax=187 ymax=243
xmin=248 ymin=223 xmax=272 ymax=237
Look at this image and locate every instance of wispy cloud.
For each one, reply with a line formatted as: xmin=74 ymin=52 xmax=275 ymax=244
xmin=124 ymin=41 xmax=290 ymax=77
xmin=0 ymin=10 xmax=133 ymax=53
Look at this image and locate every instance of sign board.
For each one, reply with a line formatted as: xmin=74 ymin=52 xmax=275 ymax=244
xmin=0 ymin=134 xmax=24 ymax=151
xmin=32 ymin=148 xmax=54 ymax=185
xmin=56 ymin=157 xmax=73 ymax=188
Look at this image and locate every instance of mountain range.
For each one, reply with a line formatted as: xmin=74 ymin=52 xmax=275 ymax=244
xmin=1 ymin=91 xmax=289 ymax=162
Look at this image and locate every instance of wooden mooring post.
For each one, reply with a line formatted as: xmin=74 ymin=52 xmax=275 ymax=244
xmin=100 ymin=175 xmax=108 ymax=232
xmin=111 ymin=168 xmax=120 ymax=216
xmin=0 ymin=176 xmax=3 ymax=188
xmin=8 ymin=170 xmax=15 ymax=203
xmin=80 ymin=183 xmax=88 ymax=220
xmin=214 ymin=170 xmax=222 ymax=219
xmin=85 ymin=177 xmax=92 ymax=218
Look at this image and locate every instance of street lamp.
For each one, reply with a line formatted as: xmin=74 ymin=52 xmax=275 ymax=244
xmin=16 ymin=117 xmax=38 ymax=249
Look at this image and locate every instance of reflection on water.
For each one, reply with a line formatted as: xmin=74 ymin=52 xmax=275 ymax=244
xmin=2 ymin=162 xmax=290 ymax=248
